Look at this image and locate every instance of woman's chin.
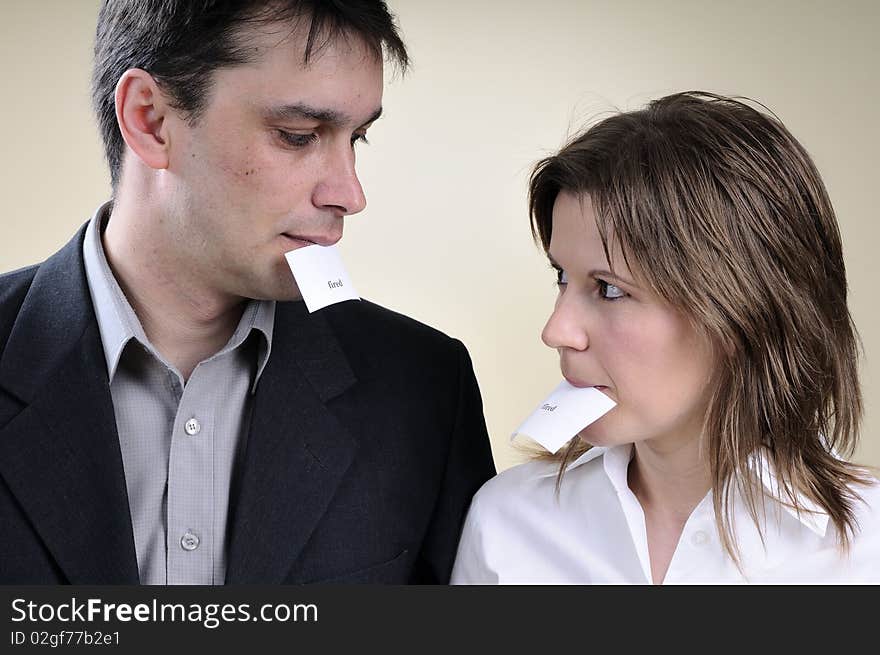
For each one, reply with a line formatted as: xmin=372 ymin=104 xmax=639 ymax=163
xmin=576 ymin=418 xmax=622 ymax=448
xmin=576 ymin=429 xmax=607 ymax=448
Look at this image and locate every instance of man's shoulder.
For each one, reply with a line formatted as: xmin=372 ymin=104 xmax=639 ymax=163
xmin=299 ymin=298 xmax=474 ymax=393
xmin=0 ymin=264 xmax=40 ymax=346
xmin=0 ymin=226 xmax=86 ymax=321
xmin=0 ymin=263 xmax=40 ymax=297
xmin=329 ymin=298 xmax=455 ymax=336
xmin=323 ymin=298 xmax=466 ymax=355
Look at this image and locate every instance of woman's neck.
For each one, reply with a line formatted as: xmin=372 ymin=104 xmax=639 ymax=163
xmin=627 ymin=437 xmax=711 ymax=519
xmin=627 ymin=436 xmax=711 ymax=585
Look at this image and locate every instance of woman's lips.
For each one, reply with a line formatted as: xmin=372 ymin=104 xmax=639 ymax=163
xmin=563 ymin=373 xmax=607 ymax=390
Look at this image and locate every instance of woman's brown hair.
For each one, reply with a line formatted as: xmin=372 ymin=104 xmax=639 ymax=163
xmin=528 ymin=91 xmax=871 ymax=562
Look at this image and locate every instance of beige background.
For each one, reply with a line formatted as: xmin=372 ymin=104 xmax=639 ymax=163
xmin=1 ymin=0 xmax=878 ymax=472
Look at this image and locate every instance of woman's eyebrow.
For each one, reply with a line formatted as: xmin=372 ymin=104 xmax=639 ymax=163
xmin=548 ymin=255 xmax=638 ymax=287
xmin=589 ymin=268 xmax=637 ymax=287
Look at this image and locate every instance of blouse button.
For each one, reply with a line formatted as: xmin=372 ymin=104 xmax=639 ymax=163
xmin=691 ymin=530 xmax=709 ymax=546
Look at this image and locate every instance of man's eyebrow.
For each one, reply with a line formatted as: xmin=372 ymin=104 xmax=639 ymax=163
xmin=264 ymin=103 xmax=383 ymax=127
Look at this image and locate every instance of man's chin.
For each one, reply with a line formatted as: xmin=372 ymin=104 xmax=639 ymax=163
xmin=273 ymin=288 xmax=304 ymax=302
xmin=249 ymin=265 xmax=306 ymax=302
xmin=235 ymin=271 xmax=303 ymax=303
xmin=252 ymin=282 xmax=303 ymax=303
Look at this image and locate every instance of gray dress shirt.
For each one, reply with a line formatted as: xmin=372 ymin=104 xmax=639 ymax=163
xmin=82 ymin=204 xmax=275 ymax=584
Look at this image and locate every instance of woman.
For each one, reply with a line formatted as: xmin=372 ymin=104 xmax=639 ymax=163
xmin=451 ymin=91 xmax=879 ymax=584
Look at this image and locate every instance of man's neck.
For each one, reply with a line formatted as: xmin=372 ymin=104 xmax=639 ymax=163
xmin=102 ymin=201 xmax=244 ymax=381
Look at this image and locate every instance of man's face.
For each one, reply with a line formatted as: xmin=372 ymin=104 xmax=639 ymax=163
xmin=158 ymin=23 xmax=384 ymax=301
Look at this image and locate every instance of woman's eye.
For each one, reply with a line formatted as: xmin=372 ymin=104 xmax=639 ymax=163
xmin=277 ymin=130 xmax=317 ymax=147
xmin=555 ymin=268 xmax=568 ymax=286
xmin=598 ymin=279 xmax=626 ymax=300
xmin=351 ymin=133 xmax=369 ymax=147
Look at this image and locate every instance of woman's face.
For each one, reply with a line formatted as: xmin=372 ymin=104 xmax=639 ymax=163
xmin=542 ymin=192 xmax=715 ymax=450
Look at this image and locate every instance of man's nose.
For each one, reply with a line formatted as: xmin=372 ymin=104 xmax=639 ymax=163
xmin=312 ymin=145 xmax=367 ymax=216
xmin=541 ymin=289 xmax=590 ymax=352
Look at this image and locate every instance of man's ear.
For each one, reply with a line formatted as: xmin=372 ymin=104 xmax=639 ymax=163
xmin=114 ymin=68 xmax=172 ymax=173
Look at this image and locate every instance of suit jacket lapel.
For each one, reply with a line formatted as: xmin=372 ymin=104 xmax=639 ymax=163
xmin=0 ymin=227 xmax=139 ymax=584
xmin=226 ymin=301 xmax=358 ymax=583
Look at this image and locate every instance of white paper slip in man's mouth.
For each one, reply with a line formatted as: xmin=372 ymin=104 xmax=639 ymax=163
xmin=285 ymin=244 xmax=360 ymax=313
xmin=511 ymin=380 xmax=616 ymax=454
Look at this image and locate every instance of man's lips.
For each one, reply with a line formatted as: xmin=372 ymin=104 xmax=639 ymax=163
xmin=280 ymin=232 xmax=341 ymax=248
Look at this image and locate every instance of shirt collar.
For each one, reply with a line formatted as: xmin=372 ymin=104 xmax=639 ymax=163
xmin=83 ymin=202 xmax=275 ymax=390
xmin=83 ymin=202 xmax=148 ymax=381
xmin=537 ymin=441 xmax=829 ymax=537
xmin=208 ymin=295 xmax=275 ymax=393
xmin=535 ymin=445 xmax=611 ymax=481
xmin=747 ymin=447 xmax=829 ymax=537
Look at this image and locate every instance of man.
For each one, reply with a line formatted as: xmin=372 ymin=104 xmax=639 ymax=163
xmin=0 ymin=0 xmax=495 ymax=584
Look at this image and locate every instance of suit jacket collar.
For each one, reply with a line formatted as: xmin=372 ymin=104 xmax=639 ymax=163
xmin=225 ymin=300 xmax=359 ymax=583
xmin=0 ymin=225 xmax=94 ymax=405
xmin=0 ymin=224 xmax=140 ymax=583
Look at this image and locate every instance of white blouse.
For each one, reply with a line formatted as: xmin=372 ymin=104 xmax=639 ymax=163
xmin=451 ymin=444 xmax=880 ymax=584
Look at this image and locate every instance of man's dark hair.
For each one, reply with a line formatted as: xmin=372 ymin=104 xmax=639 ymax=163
xmin=92 ymin=0 xmax=409 ymax=188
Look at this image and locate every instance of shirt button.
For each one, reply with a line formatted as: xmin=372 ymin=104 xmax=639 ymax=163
xmin=691 ymin=530 xmax=710 ymax=546
xmin=180 ymin=531 xmax=200 ymax=552
xmin=184 ymin=418 xmax=201 ymax=436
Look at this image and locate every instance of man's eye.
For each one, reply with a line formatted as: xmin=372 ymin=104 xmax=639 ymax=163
xmin=598 ymin=279 xmax=626 ymax=300
xmin=351 ymin=133 xmax=369 ymax=147
xmin=277 ymin=130 xmax=317 ymax=147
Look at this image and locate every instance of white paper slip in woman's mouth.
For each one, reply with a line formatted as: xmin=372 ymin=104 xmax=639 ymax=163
xmin=511 ymin=380 xmax=616 ymax=453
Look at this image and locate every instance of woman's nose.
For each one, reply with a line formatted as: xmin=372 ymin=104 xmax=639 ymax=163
xmin=541 ymin=290 xmax=589 ymax=352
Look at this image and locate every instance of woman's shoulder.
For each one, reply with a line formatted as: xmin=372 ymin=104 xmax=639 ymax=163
xmin=824 ymin=474 xmax=880 ymax=562
xmin=851 ymin=474 xmax=880 ymax=523
xmin=474 ymin=458 xmax=559 ymax=500
xmin=834 ymin=475 xmax=880 ymax=580
xmin=470 ymin=448 xmax=609 ymax=516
